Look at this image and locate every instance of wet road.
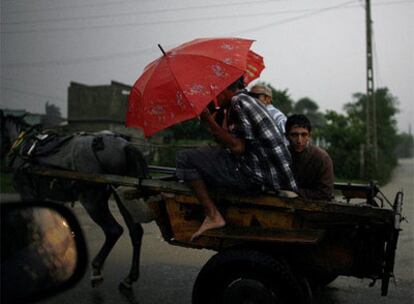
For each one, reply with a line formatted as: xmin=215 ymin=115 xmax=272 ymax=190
xmin=37 ymin=158 xmax=413 ymax=304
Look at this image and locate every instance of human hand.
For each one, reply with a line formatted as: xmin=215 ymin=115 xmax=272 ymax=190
xmin=199 ymin=108 xmax=212 ymax=121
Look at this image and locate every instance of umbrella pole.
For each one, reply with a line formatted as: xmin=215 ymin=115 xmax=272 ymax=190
xmin=158 ymin=44 xmax=166 ymax=56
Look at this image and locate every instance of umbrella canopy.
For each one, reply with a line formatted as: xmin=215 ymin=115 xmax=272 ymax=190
xmin=126 ymin=37 xmax=265 ymax=137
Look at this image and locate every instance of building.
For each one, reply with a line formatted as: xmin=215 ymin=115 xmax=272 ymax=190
xmin=67 ymin=81 xmax=144 ymax=140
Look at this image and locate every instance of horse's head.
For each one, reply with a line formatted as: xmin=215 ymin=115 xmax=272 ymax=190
xmin=0 ymin=112 xmax=31 ymax=159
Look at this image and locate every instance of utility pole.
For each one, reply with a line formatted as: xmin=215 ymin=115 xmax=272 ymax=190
xmin=365 ymin=0 xmax=378 ymax=177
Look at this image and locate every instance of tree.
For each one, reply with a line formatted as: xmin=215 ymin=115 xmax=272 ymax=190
xmin=255 ymin=82 xmax=295 ymax=115
xmin=168 ymin=118 xmax=211 ymax=141
xmin=346 ymin=88 xmax=399 ymax=181
xmin=395 ymin=132 xmax=414 ymax=158
xmin=321 ymin=87 xmax=400 ymax=183
xmin=271 ymin=87 xmax=294 ymax=115
xmin=320 ymin=110 xmax=364 ymax=180
xmin=294 ymin=97 xmax=318 ymax=114
xmin=293 ymin=97 xmax=326 ymax=134
xmin=43 ymin=102 xmax=63 ymax=128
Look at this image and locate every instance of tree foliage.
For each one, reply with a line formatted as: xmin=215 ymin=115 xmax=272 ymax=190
xmin=167 ymin=118 xmax=211 ymax=141
xmin=272 ymin=88 xmax=294 ymax=115
xmin=43 ymin=101 xmax=63 ymax=128
xmin=293 ymin=97 xmax=326 ymax=138
xmin=395 ymin=132 xmax=414 ymax=158
xmin=259 ymin=82 xmax=294 ymax=115
xmin=320 ymin=110 xmax=365 ymax=180
xmin=294 ymin=97 xmax=318 ymax=114
xmin=320 ymin=87 xmax=400 ymax=184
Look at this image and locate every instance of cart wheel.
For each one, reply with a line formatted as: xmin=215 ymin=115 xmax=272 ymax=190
xmin=294 ymin=274 xmax=313 ymax=304
xmin=192 ymin=249 xmax=310 ymax=304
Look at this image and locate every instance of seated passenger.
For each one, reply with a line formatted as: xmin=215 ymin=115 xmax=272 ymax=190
xmin=249 ymin=84 xmax=287 ymax=135
xmin=285 ymin=114 xmax=334 ymax=201
xmin=176 ymin=77 xmax=298 ymax=241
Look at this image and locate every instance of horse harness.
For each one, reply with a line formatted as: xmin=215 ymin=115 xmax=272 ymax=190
xmin=8 ymin=129 xmax=123 ymax=174
xmin=8 ymin=130 xmax=114 ymax=166
xmin=7 ymin=131 xmax=116 ymax=201
xmin=7 ymin=130 xmax=73 ymax=167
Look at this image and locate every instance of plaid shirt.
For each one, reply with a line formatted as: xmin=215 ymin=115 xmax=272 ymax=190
xmin=227 ymin=91 xmax=298 ymax=191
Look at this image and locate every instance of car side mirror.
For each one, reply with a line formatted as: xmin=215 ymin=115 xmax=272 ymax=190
xmin=1 ymin=202 xmax=88 ymax=303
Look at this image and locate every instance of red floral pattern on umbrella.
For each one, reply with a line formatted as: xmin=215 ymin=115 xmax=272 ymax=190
xmin=126 ymin=37 xmax=265 ymax=137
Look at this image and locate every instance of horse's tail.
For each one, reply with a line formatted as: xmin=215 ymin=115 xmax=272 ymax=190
xmin=124 ymin=144 xmax=149 ymax=179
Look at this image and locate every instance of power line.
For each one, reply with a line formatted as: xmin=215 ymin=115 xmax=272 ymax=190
xmin=374 ymin=0 xmax=414 ymax=6
xmin=1 ymin=75 xmax=44 ymax=83
xmin=1 ymin=76 xmax=65 ymax=94
xmin=3 ymin=0 xmax=285 ymax=15
xmin=3 ymin=0 xmax=411 ymax=27
xmin=4 ymin=0 xmax=155 ymax=15
xmin=1 ymin=85 xmax=66 ymax=101
xmin=1 ymin=2 xmax=357 ymax=68
xmin=2 ymin=45 xmax=158 ymax=68
xmin=0 ymin=0 xmax=294 ymax=34
xmin=0 ymin=1 xmax=361 ymax=68
xmin=1 ymin=0 xmax=403 ymax=68
xmin=0 ymin=7 xmax=334 ymax=34
xmin=232 ymin=0 xmax=357 ymax=36
xmin=3 ymin=0 xmax=410 ymax=35
xmin=2 ymin=4 xmax=316 ymax=27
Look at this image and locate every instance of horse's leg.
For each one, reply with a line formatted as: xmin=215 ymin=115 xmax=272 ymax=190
xmin=112 ymin=189 xmax=144 ymax=291
xmin=80 ymin=189 xmax=124 ymax=287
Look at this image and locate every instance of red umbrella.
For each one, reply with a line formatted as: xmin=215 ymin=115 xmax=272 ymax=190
xmin=126 ymin=37 xmax=265 ymax=137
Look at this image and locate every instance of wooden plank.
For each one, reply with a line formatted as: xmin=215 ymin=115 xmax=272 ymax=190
xmin=30 ymin=167 xmax=140 ymax=186
xmin=201 ymin=227 xmax=325 ymax=244
xmin=148 ymin=165 xmax=176 ymax=175
xmin=29 ymin=167 xmax=392 ymax=222
xmin=171 ymin=192 xmax=393 ymax=222
xmin=29 ymin=167 xmax=191 ymax=192
xmin=141 ymin=179 xmax=191 ymax=193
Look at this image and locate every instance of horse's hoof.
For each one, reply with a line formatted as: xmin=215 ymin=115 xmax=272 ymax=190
xmin=119 ymin=281 xmax=139 ymax=304
xmin=91 ymin=274 xmax=104 ymax=288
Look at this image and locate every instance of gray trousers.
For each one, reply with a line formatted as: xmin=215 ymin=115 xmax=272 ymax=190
xmin=176 ymin=146 xmax=261 ymax=193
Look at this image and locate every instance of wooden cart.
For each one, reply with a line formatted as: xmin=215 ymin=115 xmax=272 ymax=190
xmin=31 ymin=165 xmax=404 ymax=304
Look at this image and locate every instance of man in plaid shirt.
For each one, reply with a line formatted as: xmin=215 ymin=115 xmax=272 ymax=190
xmin=176 ymin=77 xmax=297 ymax=241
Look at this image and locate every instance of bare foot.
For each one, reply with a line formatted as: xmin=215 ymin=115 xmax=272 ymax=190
xmin=191 ymin=214 xmax=225 ymax=242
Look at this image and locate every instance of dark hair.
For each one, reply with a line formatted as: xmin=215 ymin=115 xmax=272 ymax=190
xmin=285 ymin=114 xmax=312 ymax=133
xmin=227 ymin=76 xmax=245 ymax=92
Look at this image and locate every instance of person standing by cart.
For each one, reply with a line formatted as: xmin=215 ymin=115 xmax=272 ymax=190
xmin=176 ymin=77 xmax=297 ymax=241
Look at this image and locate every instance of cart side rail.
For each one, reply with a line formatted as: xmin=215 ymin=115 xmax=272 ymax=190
xmin=28 ymin=166 xmax=393 ymax=222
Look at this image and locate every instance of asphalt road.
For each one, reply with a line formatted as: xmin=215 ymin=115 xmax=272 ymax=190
xmin=22 ymin=158 xmax=414 ymax=303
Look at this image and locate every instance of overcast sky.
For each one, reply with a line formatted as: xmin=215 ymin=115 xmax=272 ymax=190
xmin=1 ymin=0 xmax=413 ymax=132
